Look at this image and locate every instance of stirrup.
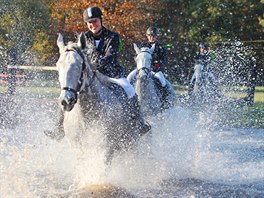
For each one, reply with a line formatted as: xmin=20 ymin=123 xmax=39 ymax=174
xmin=139 ymin=121 xmax=151 ymax=136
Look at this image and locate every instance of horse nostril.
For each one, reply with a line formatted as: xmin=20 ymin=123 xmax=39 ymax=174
xmin=61 ymin=100 xmax=67 ymax=106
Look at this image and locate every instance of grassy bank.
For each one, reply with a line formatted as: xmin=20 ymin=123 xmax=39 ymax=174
xmin=0 ymin=84 xmax=263 ymax=128
xmin=218 ymin=102 xmax=264 ymax=129
xmin=174 ymin=85 xmax=264 ymax=128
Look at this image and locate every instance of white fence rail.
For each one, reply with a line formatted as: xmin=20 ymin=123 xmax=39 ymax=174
xmin=7 ymin=65 xmax=57 ymax=71
xmin=3 ymin=65 xmax=57 ymax=94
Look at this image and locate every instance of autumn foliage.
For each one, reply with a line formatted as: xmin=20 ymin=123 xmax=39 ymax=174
xmin=50 ymin=0 xmax=160 ymax=46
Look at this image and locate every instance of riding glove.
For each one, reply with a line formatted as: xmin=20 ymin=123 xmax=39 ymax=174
xmin=98 ymin=57 xmax=107 ymax=66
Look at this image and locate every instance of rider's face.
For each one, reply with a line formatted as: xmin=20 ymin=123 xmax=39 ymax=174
xmin=147 ymin=35 xmax=157 ymax=43
xmin=200 ymin=48 xmax=206 ymax=53
xmin=87 ymin=18 xmax=102 ymax=34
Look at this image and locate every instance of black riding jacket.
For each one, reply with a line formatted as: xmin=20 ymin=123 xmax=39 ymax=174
xmin=194 ymin=51 xmax=210 ymax=65
xmin=141 ymin=41 xmax=168 ymax=73
xmin=84 ymin=27 xmax=124 ymax=78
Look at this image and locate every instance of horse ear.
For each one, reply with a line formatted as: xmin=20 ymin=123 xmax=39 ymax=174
xmin=149 ymin=44 xmax=155 ymax=54
xmin=133 ymin=43 xmax=141 ymax=54
xmin=78 ymin=32 xmax=87 ymax=49
xmin=57 ymin=33 xmax=65 ymax=54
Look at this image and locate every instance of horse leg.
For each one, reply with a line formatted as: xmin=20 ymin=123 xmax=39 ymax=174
xmin=44 ymin=105 xmax=65 ymax=141
xmin=105 ymin=146 xmax=115 ymax=166
xmin=127 ymin=95 xmax=151 ymax=136
xmin=104 ymin=132 xmax=123 ymax=166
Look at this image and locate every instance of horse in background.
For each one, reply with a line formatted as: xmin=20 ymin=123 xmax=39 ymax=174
xmin=188 ymin=59 xmax=220 ymax=105
xmin=127 ymin=44 xmax=176 ymax=117
xmin=55 ymin=33 xmax=147 ymax=164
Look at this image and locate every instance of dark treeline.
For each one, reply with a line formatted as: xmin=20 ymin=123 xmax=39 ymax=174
xmin=0 ymin=0 xmax=263 ymax=85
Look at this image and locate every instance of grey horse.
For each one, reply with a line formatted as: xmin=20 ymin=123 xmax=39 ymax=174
xmin=127 ymin=44 xmax=176 ymax=117
xmin=188 ymin=60 xmax=220 ymax=105
xmin=55 ymin=33 xmax=148 ymax=164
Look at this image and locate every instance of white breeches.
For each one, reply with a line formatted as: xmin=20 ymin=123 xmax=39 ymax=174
xmin=190 ymin=64 xmax=215 ymax=84
xmin=127 ymin=69 xmax=167 ymax=87
xmin=152 ymin=71 xmax=166 ymax=87
xmin=127 ymin=68 xmax=137 ymax=83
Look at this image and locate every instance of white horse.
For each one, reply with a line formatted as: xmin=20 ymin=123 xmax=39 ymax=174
xmin=56 ymin=33 xmax=147 ymax=164
xmin=189 ymin=60 xmax=219 ymax=103
xmin=127 ymin=44 xmax=176 ymax=117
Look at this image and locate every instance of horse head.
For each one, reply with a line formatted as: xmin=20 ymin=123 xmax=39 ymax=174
xmin=56 ymin=33 xmax=90 ymax=111
xmin=133 ymin=43 xmax=156 ymax=90
xmin=134 ymin=43 xmax=155 ymax=76
xmin=133 ymin=43 xmax=163 ymax=115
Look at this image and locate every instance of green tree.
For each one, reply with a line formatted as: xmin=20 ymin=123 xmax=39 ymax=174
xmin=151 ymin=0 xmax=263 ymax=83
xmin=157 ymin=0 xmax=263 ymax=43
xmin=0 ymin=0 xmax=53 ymax=64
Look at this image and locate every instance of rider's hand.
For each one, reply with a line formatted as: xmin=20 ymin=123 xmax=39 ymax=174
xmin=154 ymin=63 xmax=161 ymax=69
xmin=90 ymin=56 xmax=99 ymax=69
xmin=98 ymin=57 xmax=107 ymax=66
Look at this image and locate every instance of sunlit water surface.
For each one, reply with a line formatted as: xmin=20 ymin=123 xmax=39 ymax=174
xmin=0 ymin=97 xmax=263 ymax=198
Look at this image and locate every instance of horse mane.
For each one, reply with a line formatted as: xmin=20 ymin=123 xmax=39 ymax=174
xmin=65 ymin=40 xmax=110 ymax=85
xmin=65 ymin=42 xmax=80 ymax=51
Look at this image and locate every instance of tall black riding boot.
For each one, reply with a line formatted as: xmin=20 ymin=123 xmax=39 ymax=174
xmin=44 ymin=106 xmax=65 ymax=141
xmin=127 ymin=95 xmax=151 ymax=136
xmin=160 ymin=84 xmax=171 ymax=109
xmin=161 ymin=81 xmax=176 ymax=109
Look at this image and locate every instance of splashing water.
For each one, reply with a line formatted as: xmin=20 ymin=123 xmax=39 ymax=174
xmin=0 ymin=41 xmax=263 ymax=197
xmin=0 ymin=95 xmax=263 ymax=198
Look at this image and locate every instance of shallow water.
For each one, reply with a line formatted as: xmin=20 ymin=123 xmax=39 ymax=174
xmin=0 ymin=97 xmax=263 ymax=198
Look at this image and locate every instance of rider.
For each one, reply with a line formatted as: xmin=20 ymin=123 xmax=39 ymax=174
xmin=194 ymin=43 xmax=210 ymax=65
xmin=83 ymin=6 xmax=124 ymax=78
xmin=84 ymin=7 xmax=151 ymax=135
xmin=45 ymin=6 xmax=151 ymax=140
xmin=189 ymin=42 xmax=216 ymax=92
xmin=140 ymin=26 xmax=175 ymax=108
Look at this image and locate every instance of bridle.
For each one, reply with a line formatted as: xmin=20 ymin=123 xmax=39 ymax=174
xmin=136 ymin=50 xmax=152 ymax=77
xmin=61 ymin=46 xmax=96 ymax=101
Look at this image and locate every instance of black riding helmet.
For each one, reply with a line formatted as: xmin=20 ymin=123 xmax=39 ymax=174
xmin=199 ymin=42 xmax=207 ymax=49
xmin=83 ymin=6 xmax=103 ymax=22
xmin=146 ymin=26 xmax=159 ymax=36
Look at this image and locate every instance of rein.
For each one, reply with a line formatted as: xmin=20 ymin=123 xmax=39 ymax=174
xmin=138 ymin=50 xmax=152 ymax=55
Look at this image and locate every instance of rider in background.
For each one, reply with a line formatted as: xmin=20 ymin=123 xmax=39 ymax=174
xmin=190 ymin=42 xmax=216 ymax=86
xmin=195 ymin=43 xmax=210 ymax=64
xmin=141 ymin=26 xmax=175 ymax=108
xmin=141 ymin=27 xmax=167 ymax=74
